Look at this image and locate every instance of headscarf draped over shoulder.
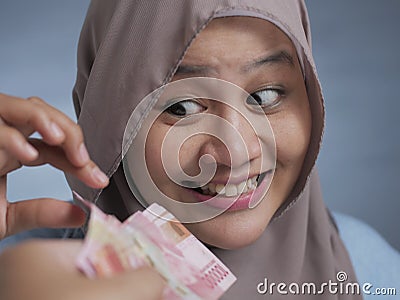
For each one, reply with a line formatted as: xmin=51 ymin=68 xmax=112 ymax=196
xmin=67 ymin=1 xmax=361 ymax=299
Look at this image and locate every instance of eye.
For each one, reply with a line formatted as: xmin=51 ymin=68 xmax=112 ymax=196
xmin=165 ymin=100 xmax=205 ymax=117
xmin=246 ymin=88 xmax=283 ymax=109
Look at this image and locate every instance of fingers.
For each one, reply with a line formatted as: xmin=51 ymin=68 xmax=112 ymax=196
xmin=27 ymin=139 xmax=109 ymax=188
xmin=0 ymin=240 xmax=85 ymax=300
xmin=0 ymin=94 xmax=109 ymax=241
xmin=91 ymin=268 xmax=165 ymax=300
xmin=0 ymin=240 xmax=84 ymax=272
xmin=4 ymin=199 xmax=86 ymax=238
xmin=0 ymin=94 xmax=89 ymax=168
xmin=0 ymin=94 xmax=109 ymax=187
xmin=0 ymin=128 xmax=108 ymax=188
xmin=49 ymin=243 xmax=166 ymax=300
xmin=0 ymin=96 xmax=65 ymax=147
xmin=27 ymin=96 xmax=90 ymax=167
xmin=0 ymin=124 xmax=39 ymax=165
xmin=0 ymin=240 xmax=165 ymax=300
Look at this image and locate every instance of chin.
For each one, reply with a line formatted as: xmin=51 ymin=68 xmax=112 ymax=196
xmin=186 ymin=208 xmax=271 ymax=250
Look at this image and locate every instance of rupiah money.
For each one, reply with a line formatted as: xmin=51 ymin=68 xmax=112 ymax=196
xmin=74 ymin=192 xmax=236 ymax=299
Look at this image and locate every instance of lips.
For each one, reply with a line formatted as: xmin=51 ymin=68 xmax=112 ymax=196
xmin=187 ymin=171 xmax=271 ymax=211
xmin=192 ymin=171 xmax=268 ymax=198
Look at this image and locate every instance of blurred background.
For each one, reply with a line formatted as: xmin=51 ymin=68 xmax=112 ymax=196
xmin=0 ymin=1 xmax=399 ymax=250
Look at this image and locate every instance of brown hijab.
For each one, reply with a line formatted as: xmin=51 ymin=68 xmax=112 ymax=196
xmin=67 ymin=0 xmax=362 ymax=299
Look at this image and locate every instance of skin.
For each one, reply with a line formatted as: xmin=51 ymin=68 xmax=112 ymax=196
xmin=0 ymin=94 xmax=109 ymax=239
xmin=0 ymin=240 xmax=164 ymax=300
xmin=0 ymin=96 xmax=164 ymax=297
xmin=144 ymin=17 xmax=312 ymax=249
xmin=0 ymin=16 xmax=310 ymax=299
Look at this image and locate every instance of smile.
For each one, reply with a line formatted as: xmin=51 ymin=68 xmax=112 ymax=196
xmin=192 ymin=172 xmax=269 ymax=198
xmin=186 ymin=170 xmax=272 ymax=211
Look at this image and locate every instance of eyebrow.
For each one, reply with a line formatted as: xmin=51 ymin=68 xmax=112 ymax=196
xmin=175 ymin=64 xmax=211 ymax=76
xmin=175 ymin=50 xmax=295 ymax=76
xmin=241 ymin=50 xmax=295 ymax=73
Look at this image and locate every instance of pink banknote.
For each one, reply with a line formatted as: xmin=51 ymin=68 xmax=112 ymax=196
xmin=74 ymin=192 xmax=236 ymax=299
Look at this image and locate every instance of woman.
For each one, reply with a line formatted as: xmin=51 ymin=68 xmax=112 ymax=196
xmin=0 ymin=0 xmax=392 ymax=299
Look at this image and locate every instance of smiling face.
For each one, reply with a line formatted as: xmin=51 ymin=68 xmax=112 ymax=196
xmin=141 ymin=17 xmax=311 ymax=249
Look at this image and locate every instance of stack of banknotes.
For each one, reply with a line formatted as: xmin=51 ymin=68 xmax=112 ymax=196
xmin=74 ymin=192 xmax=236 ymax=299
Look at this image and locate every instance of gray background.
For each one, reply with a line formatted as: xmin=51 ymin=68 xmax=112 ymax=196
xmin=1 ymin=1 xmax=399 ymax=250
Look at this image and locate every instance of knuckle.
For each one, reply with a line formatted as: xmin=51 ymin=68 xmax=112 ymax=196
xmin=27 ymin=96 xmax=45 ymax=105
xmin=29 ymin=107 xmax=49 ymax=126
xmin=28 ymin=97 xmax=58 ymax=117
xmin=34 ymin=107 xmax=47 ymax=119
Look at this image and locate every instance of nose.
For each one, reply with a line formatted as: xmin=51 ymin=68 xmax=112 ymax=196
xmin=198 ymin=105 xmax=262 ymax=169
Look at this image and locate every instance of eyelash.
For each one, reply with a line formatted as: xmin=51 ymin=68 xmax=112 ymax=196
xmin=247 ymin=87 xmax=285 ymax=110
xmin=164 ymin=86 xmax=285 ymax=118
xmin=165 ymin=99 xmax=205 ymax=117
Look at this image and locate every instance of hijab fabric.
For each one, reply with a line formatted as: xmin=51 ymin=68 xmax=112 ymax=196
xmin=67 ymin=0 xmax=362 ymax=298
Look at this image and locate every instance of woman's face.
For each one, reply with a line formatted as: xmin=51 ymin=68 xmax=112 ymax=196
xmin=143 ymin=17 xmax=311 ymax=249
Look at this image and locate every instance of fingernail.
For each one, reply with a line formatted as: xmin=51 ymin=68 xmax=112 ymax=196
xmin=92 ymin=166 xmax=109 ymax=184
xmin=79 ymin=143 xmax=90 ymax=163
xmin=25 ymin=143 xmax=39 ymax=159
xmin=50 ymin=122 xmax=64 ymax=139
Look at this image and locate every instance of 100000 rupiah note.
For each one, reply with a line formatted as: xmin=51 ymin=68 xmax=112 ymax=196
xmin=74 ymin=192 xmax=236 ymax=299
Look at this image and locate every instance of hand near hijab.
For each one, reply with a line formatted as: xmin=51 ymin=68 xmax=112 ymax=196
xmin=0 ymin=93 xmax=110 ymax=240
xmin=0 ymin=94 xmax=165 ymax=299
xmin=0 ymin=240 xmax=165 ymax=300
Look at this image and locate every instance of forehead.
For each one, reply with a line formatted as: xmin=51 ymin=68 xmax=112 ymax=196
xmin=180 ymin=16 xmax=297 ymax=66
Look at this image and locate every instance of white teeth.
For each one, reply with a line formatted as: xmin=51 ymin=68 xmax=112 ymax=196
xmin=238 ymin=181 xmax=247 ymax=193
xmin=225 ymin=184 xmax=237 ymax=197
xmin=208 ymin=183 xmax=216 ymax=194
xmin=215 ymin=184 xmax=225 ymax=194
xmin=247 ymin=179 xmax=253 ymax=189
xmin=200 ymin=175 xmax=258 ymax=197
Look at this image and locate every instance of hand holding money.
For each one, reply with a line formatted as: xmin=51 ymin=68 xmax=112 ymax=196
xmin=74 ymin=192 xmax=236 ymax=299
xmin=0 ymin=239 xmax=164 ymax=300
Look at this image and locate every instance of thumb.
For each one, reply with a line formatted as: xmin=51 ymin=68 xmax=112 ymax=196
xmin=5 ymin=198 xmax=86 ymax=238
xmin=91 ymin=267 xmax=166 ymax=300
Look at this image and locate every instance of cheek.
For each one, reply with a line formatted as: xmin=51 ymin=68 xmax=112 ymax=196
xmin=144 ymin=125 xmax=203 ymax=185
xmin=144 ymin=125 xmax=166 ymax=183
xmin=272 ymin=101 xmax=311 ymax=168
xmin=177 ymin=136 xmax=205 ymax=176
